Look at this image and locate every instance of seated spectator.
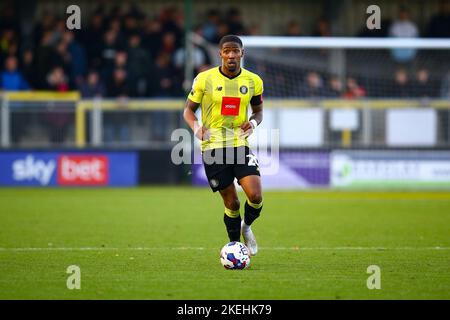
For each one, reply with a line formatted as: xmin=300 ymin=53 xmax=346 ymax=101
xmin=344 ymin=77 xmax=366 ymax=99
xmin=391 ymin=69 xmax=411 ymax=97
xmin=426 ymin=0 xmax=450 ymax=38
xmin=0 ymin=55 xmax=29 ymax=90
xmin=388 ymin=6 xmax=419 ymax=63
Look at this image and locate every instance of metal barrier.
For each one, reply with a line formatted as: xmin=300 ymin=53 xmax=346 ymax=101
xmin=1 ymin=92 xmax=449 ymax=149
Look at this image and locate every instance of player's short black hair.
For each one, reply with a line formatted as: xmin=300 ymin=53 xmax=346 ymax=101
xmin=219 ymin=35 xmax=243 ymax=49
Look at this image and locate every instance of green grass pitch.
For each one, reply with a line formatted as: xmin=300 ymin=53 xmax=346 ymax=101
xmin=0 ymin=187 xmax=449 ymax=299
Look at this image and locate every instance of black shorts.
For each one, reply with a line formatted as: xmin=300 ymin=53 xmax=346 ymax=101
xmin=202 ymin=146 xmax=260 ymax=192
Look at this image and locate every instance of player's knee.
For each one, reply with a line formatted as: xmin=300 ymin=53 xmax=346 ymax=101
xmin=225 ymin=198 xmax=240 ymax=211
xmin=248 ymin=193 xmax=262 ymax=205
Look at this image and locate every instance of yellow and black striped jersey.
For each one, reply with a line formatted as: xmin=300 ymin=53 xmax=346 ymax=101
xmin=188 ymin=66 xmax=264 ymax=151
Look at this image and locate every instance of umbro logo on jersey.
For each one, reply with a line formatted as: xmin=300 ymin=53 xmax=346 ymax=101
xmin=216 ymin=86 xmax=223 ymax=91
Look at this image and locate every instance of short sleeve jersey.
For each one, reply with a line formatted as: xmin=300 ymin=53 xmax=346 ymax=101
xmin=188 ymin=66 xmax=263 ymax=151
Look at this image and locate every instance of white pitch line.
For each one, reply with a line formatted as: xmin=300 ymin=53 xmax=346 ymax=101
xmin=0 ymin=246 xmax=448 ymax=252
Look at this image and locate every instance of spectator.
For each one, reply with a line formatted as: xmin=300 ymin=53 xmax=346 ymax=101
xmin=413 ymin=68 xmax=435 ymax=98
xmin=226 ymin=8 xmax=247 ymax=35
xmin=391 ymin=69 xmax=411 ymax=97
xmin=388 ymin=7 xmax=419 ymax=63
xmin=104 ymin=68 xmax=130 ymax=143
xmin=79 ymin=70 xmax=105 ymax=98
xmin=107 ymin=68 xmax=129 ymax=97
xmin=62 ymin=31 xmax=87 ymax=87
xmin=215 ymin=21 xmax=231 ymax=44
xmin=301 ymin=72 xmax=326 ymax=97
xmin=313 ymin=17 xmax=331 ymax=37
xmin=127 ymin=34 xmax=151 ymax=97
xmin=426 ymin=0 xmax=450 ymax=38
xmin=152 ymin=52 xmax=180 ymax=97
xmin=142 ymin=18 xmax=162 ymax=60
xmin=52 ymin=40 xmax=72 ymax=78
xmin=101 ymin=29 xmax=120 ymax=71
xmin=0 ymin=55 xmax=29 ymax=90
xmin=42 ymin=67 xmax=71 ymax=144
xmin=325 ymin=76 xmax=344 ymax=97
xmin=21 ymin=48 xmax=38 ymax=88
xmin=344 ymin=77 xmax=366 ymax=99
xmin=46 ymin=66 xmax=69 ymax=91
xmin=81 ymin=12 xmax=105 ymax=70
xmin=159 ymin=7 xmax=183 ymax=47
xmin=160 ymin=31 xmax=177 ymax=55
xmin=101 ymin=50 xmax=127 ymax=85
xmin=35 ymin=30 xmax=54 ymax=88
xmin=0 ymin=28 xmax=18 ymax=66
xmin=202 ymin=9 xmax=220 ymax=42
xmin=440 ymin=71 xmax=450 ymax=99
xmin=285 ymin=20 xmax=303 ymax=37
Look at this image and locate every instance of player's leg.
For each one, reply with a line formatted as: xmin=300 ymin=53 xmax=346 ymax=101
xmin=238 ymin=175 xmax=263 ymax=255
xmin=203 ymin=148 xmax=241 ymax=242
xmin=239 ymin=174 xmax=263 ymax=225
xmin=218 ymin=182 xmax=241 ymax=242
xmin=233 ymin=146 xmax=263 ymax=255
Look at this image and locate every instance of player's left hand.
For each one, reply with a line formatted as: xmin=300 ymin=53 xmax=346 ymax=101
xmin=240 ymin=121 xmax=255 ymax=138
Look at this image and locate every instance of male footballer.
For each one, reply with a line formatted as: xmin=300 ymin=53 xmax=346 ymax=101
xmin=183 ymin=35 xmax=264 ymax=256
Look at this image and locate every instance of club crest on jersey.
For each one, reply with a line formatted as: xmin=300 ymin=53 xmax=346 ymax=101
xmin=240 ymin=85 xmax=248 ymax=94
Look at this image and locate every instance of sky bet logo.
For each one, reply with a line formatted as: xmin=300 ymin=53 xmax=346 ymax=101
xmin=9 ymin=154 xmax=108 ymax=186
xmin=13 ymin=155 xmax=56 ymax=186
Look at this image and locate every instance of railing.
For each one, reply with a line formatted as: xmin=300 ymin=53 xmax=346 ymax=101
xmin=1 ymin=91 xmax=449 ymax=149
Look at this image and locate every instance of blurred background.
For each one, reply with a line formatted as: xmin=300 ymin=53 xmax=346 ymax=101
xmin=0 ymin=0 xmax=449 ymax=188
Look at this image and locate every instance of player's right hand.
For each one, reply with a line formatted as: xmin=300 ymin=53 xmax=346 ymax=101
xmin=194 ymin=125 xmax=210 ymax=141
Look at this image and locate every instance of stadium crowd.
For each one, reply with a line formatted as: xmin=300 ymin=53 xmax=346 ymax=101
xmin=0 ymin=2 xmax=449 ymax=99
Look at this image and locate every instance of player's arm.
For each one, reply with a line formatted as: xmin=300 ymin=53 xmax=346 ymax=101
xmin=241 ymin=95 xmax=263 ymax=136
xmin=183 ymin=74 xmax=209 ymax=141
xmin=183 ymin=99 xmax=201 ymax=140
xmin=183 ymin=99 xmax=209 ymax=141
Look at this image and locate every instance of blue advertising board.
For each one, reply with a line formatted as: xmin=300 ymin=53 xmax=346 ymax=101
xmin=0 ymin=151 xmax=138 ymax=187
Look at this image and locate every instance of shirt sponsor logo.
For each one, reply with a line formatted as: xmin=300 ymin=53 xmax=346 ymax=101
xmin=221 ymin=96 xmax=241 ymax=116
xmin=57 ymin=155 xmax=108 ymax=185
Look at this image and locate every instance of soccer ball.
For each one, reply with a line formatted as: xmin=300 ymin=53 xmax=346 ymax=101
xmin=220 ymin=241 xmax=251 ymax=270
